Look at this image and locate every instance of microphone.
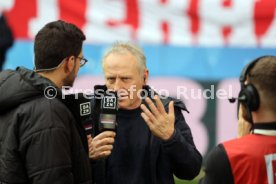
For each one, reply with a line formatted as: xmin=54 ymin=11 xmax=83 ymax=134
xmin=99 ymin=90 xmax=118 ymax=132
xmin=63 ymin=93 xmax=93 ymax=135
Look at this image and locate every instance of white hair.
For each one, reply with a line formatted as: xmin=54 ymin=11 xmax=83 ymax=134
xmin=102 ymin=41 xmax=147 ymax=76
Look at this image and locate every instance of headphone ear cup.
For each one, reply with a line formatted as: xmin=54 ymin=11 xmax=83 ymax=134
xmin=239 ymin=84 xmax=260 ymax=111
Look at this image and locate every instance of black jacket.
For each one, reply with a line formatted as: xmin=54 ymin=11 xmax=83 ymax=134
xmin=147 ymin=92 xmax=202 ymax=184
xmin=91 ymin=86 xmax=202 ymax=184
xmin=0 ymin=67 xmax=92 ymax=183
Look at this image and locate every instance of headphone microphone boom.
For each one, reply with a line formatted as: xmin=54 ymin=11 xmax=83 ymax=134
xmin=228 ymin=97 xmax=237 ymax=103
xmin=228 ymin=95 xmax=247 ymax=103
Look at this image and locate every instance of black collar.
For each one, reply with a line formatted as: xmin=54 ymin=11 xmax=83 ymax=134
xmin=252 ymin=122 xmax=276 ymax=136
xmin=252 ymin=122 xmax=276 ymax=130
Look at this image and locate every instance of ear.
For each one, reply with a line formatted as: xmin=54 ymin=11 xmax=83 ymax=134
xmin=143 ymin=69 xmax=149 ymax=84
xmin=64 ymin=56 xmax=75 ymax=73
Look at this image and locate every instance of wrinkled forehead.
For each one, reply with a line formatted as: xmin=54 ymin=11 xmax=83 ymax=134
xmin=103 ymin=53 xmax=140 ymax=75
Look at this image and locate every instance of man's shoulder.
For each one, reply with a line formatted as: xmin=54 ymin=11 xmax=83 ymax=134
xmin=222 ymin=135 xmax=253 ymax=151
xmin=207 ymin=144 xmax=227 ymax=159
xmin=19 ymin=96 xmax=74 ymax=128
xmin=0 ymin=97 xmax=74 ymax=148
xmin=201 ymin=144 xmax=234 ymax=184
xmin=24 ymin=96 xmax=70 ymax=114
xmin=205 ymin=144 xmax=232 ymax=174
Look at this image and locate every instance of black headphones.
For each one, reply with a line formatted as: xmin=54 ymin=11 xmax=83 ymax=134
xmin=229 ymin=56 xmax=271 ymax=113
xmin=237 ymin=56 xmax=263 ymax=112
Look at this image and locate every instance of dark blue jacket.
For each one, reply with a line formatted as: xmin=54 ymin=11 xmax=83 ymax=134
xmin=91 ymin=86 xmax=202 ymax=184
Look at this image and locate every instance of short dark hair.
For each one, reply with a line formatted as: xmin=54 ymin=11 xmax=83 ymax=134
xmin=248 ymin=56 xmax=276 ymax=112
xmin=34 ymin=20 xmax=86 ymax=70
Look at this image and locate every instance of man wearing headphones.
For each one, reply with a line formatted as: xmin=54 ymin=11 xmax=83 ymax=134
xmin=199 ymin=56 xmax=276 ymax=184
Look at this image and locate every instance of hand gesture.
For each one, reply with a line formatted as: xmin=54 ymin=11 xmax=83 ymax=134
xmin=140 ymin=95 xmax=175 ymax=141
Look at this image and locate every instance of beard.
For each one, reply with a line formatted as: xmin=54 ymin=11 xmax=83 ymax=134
xmin=62 ymin=67 xmax=77 ymax=87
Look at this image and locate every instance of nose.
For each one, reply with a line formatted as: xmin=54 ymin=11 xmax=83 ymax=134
xmin=113 ymin=78 xmax=122 ymax=92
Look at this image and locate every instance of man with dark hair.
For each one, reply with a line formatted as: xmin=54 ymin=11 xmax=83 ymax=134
xmin=89 ymin=42 xmax=202 ymax=184
xmin=0 ymin=20 xmax=92 ymax=183
xmin=200 ymin=56 xmax=276 ymax=184
xmin=0 ymin=14 xmax=14 ymax=71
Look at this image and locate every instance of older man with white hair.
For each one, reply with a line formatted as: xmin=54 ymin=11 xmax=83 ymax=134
xmin=89 ymin=42 xmax=202 ymax=184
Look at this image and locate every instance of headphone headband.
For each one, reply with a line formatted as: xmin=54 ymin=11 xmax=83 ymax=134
xmin=239 ymin=56 xmax=267 ymax=84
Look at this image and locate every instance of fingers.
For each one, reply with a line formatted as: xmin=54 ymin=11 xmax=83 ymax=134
xmin=154 ymin=95 xmax=167 ymax=114
xmin=87 ymin=135 xmax=93 ymax=152
xmin=90 ymin=149 xmax=113 ymax=159
xmin=94 ymin=131 xmax=116 ymax=140
xmin=140 ymin=96 xmax=173 ymax=125
xmin=141 ymin=112 xmax=154 ymax=130
xmin=140 ymin=104 xmax=157 ymax=123
xmin=168 ymin=101 xmax=174 ymax=117
xmin=94 ymin=136 xmax=115 ymax=147
xmin=144 ymin=95 xmax=168 ymax=116
xmin=140 ymin=96 xmax=176 ymax=140
xmin=91 ymin=144 xmax=114 ymax=159
xmin=144 ymin=98 xmax=159 ymax=117
xmin=95 ymin=144 xmax=114 ymax=153
xmin=89 ymin=131 xmax=116 ymax=160
xmin=141 ymin=95 xmax=173 ymax=121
